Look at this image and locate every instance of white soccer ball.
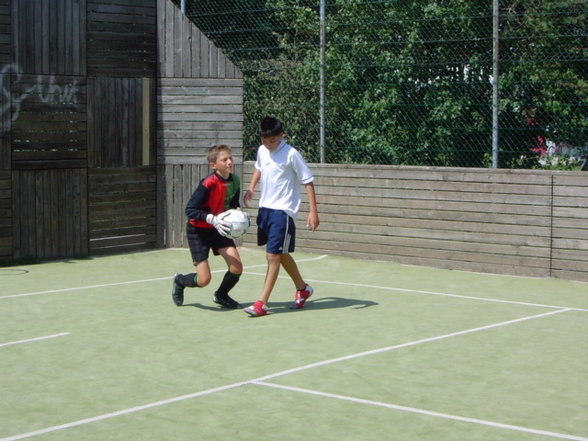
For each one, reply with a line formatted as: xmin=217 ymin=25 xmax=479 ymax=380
xmin=218 ymin=209 xmax=250 ymax=239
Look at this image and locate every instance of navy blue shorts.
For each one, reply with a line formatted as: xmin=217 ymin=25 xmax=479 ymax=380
xmin=186 ymin=224 xmax=235 ymax=263
xmin=256 ymin=207 xmax=296 ymax=255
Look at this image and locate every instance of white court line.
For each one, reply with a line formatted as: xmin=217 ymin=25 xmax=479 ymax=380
xmin=254 ymin=382 xmax=588 ymax=441
xmin=243 ymin=271 xmax=588 ymax=312
xmin=0 ymin=333 xmax=69 ymax=348
xmin=0 ymin=382 xmax=250 ymax=441
xmin=0 ymin=255 xmax=329 ymax=299
xmin=3 ymin=254 xmax=586 ymax=313
xmin=0 ymin=308 xmax=571 ymax=441
xmin=249 ymin=308 xmax=571 ymax=383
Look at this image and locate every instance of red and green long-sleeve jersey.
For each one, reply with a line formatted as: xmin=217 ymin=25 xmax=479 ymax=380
xmin=185 ymin=172 xmax=241 ymax=229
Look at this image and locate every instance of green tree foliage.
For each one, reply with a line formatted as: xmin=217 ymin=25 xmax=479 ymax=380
xmin=321 ymin=1 xmax=493 ymax=166
xmin=181 ymin=0 xmax=586 ymax=168
xmin=497 ymin=0 xmax=587 ymax=168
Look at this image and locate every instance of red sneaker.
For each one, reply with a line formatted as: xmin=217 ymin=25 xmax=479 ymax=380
xmin=244 ymin=301 xmax=268 ymax=317
xmin=289 ymin=285 xmax=313 ymax=309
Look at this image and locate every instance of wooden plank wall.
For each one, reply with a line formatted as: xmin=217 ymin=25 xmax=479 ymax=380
xmin=0 ymin=0 xmax=11 ymax=170
xmin=551 ymin=175 xmax=588 ymax=281
xmin=0 ymin=0 xmax=9 ymax=66
xmin=11 ymin=74 xmax=88 ymax=170
xmin=4 ymin=0 xmax=78 ymax=262
xmin=1 ymin=0 xmax=244 ymax=261
xmin=241 ymin=162 xmax=588 ymax=282
xmin=85 ymin=1 xmax=158 ymax=255
xmin=157 ymin=78 xmax=243 ymax=164
xmin=0 ymin=0 xmax=162 ymax=264
xmin=12 ymin=168 xmax=88 ymax=259
xmin=89 ymin=167 xmax=156 ymax=254
xmin=158 ymin=163 xmax=208 ymax=248
xmin=156 ymin=0 xmax=244 ymax=248
xmin=0 ymin=170 xmax=10 ymax=260
xmin=87 ymin=77 xmax=155 ymax=167
xmin=12 ymin=0 xmax=86 ymax=76
xmin=156 ymin=0 xmax=241 ymax=80
xmin=87 ymin=0 xmax=156 ymax=77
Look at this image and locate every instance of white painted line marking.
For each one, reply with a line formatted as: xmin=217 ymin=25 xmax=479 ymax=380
xmin=0 ymin=255 xmax=329 ymax=299
xmin=243 ymin=271 xmax=588 ymax=312
xmin=0 ymin=382 xmax=249 ymax=441
xmin=2 ymin=254 xmax=585 ymax=313
xmin=0 ymin=333 xmax=70 ymax=348
xmin=0 ymin=309 xmax=571 ymax=441
xmin=254 ymin=382 xmax=588 ymax=441
xmin=250 ymin=309 xmax=571 ymax=383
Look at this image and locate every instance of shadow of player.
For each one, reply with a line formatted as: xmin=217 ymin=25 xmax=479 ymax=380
xmin=255 ymin=296 xmax=378 ymax=314
xmin=184 ymin=296 xmax=377 ymax=313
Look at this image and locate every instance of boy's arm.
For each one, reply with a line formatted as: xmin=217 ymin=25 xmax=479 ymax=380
xmin=305 ymin=182 xmax=320 ymax=232
xmin=243 ymin=168 xmax=261 ymax=208
xmin=185 ymin=185 xmax=209 ymax=221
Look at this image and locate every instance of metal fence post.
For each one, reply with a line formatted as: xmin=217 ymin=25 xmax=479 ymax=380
xmin=492 ymin=0 xmax=499 ymax=168
xmin=319 ymin=0 xmax=326 ymax=163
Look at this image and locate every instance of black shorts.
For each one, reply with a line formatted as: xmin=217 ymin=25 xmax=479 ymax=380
xmin=186 ymin=224 xmax=235 ymax=263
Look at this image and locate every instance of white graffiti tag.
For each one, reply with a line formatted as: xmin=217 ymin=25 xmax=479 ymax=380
xmin=0 ymin=63 xmax=79 ymax=129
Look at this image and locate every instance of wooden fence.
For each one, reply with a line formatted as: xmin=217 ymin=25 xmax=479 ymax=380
xmin=0 ymin=0 xmax=243 ymax=263
xmin=155 ymin=0 xmax=243 ymax=248
xmin=0 ymin=171 xmax=10 ymax=261
xmin=89 ymin=167 xmax=157 ymax=254
xmin=240 ymin=162 xmax=588 ymax=282
xmin=0 ymin=0 xmax=585 ymax=285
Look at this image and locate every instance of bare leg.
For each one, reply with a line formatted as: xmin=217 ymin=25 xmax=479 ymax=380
xmin=194 ymin=260 xmax=212 ymax=287
xmin=280 ymin=253 xmax=306 ymax=290
xmin=217 ymin=246 xmax=243 ymax=275
xmin=258 ymin=253 xmax=282 ymax=304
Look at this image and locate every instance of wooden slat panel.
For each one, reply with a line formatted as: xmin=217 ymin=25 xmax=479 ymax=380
xmin=0 ymin=59 xmax=9 ymax=170
xmin=87 ymin=0 xmax=156 ymax=77
xmin=89 ymin=167 xmax=157 ymax=254
xmin=551 ymin=173 xmax=588 ymax=282
xmin=0 ymin=0 xmax=10 ymax=66
xmin=240 ymin=163 xmax=587 ymax=279
xmin=156 ymin=0 xmax=242 ymax=80
xmin=157 ymin=77 xmax=243 ymax=164
xmin=11 ymin=169 xmax=88 ymax=260
xmin=0 ymin=170 xmax=10 ymax=262
xmin=12 ymin=0 xmax=86 ymax=75
xmin=11 ymin=74 xmax=87 ymax=170
xmin=87 ymin=77 xmax=152 ymax=168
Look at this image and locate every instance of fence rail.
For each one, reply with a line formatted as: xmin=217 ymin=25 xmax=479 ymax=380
xmin=241 ymin=162 xmax=588 ymax=282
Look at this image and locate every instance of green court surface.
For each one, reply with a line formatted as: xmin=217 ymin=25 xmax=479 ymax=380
xmin=1 ymin=248 xmax=587 ymax=441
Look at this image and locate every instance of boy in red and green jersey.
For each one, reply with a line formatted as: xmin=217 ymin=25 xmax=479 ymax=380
xmin=171 ymin=144 xmax=245 ymax=310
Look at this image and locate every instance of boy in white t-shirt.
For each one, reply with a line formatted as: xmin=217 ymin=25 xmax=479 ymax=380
xmin=242 ymin=117 xmax=320 ymax=317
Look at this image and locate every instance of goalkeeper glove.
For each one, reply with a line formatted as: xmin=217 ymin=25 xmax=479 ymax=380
xmin=206 ymin=214 xmax=231 ymax=237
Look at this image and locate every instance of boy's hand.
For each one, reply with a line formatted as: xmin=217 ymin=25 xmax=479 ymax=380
xmin=206 ymin=214 xmax=231 ymax=237
xmin=306 ymin=212 xmax=320 ymax=232
xmin=243 ymin=189 xmax=253 ymax=208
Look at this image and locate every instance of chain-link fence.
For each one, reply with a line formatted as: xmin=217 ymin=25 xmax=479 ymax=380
xmin=176 ymin=0 xmax=587 ymax=169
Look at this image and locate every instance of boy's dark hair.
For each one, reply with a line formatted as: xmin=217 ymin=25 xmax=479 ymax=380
xmin=258 ymin=117 xmax=283 ymax=137
xmin=207 ymin=144 xmax=231 ymax=164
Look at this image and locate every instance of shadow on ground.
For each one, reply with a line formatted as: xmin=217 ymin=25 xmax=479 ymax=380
xmin=184 ymin=296 xmax=378 ymax=313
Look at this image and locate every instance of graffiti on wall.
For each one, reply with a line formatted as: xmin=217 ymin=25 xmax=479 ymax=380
xmin=0 ymin=63 xmax=80 ymax=128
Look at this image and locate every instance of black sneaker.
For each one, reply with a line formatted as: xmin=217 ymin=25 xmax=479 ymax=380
xmin=213 ymin=292 xmax=242 ymax=309
xmin=172 ymin=273 xmax=184 ymax=306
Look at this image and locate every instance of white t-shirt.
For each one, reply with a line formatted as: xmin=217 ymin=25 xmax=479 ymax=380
xmin=255 ymin=140 xmax=314 ymax=219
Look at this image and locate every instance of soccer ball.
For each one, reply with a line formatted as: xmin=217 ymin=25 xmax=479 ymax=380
xmin=218 ymin=209 xmax=250 ymax=239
